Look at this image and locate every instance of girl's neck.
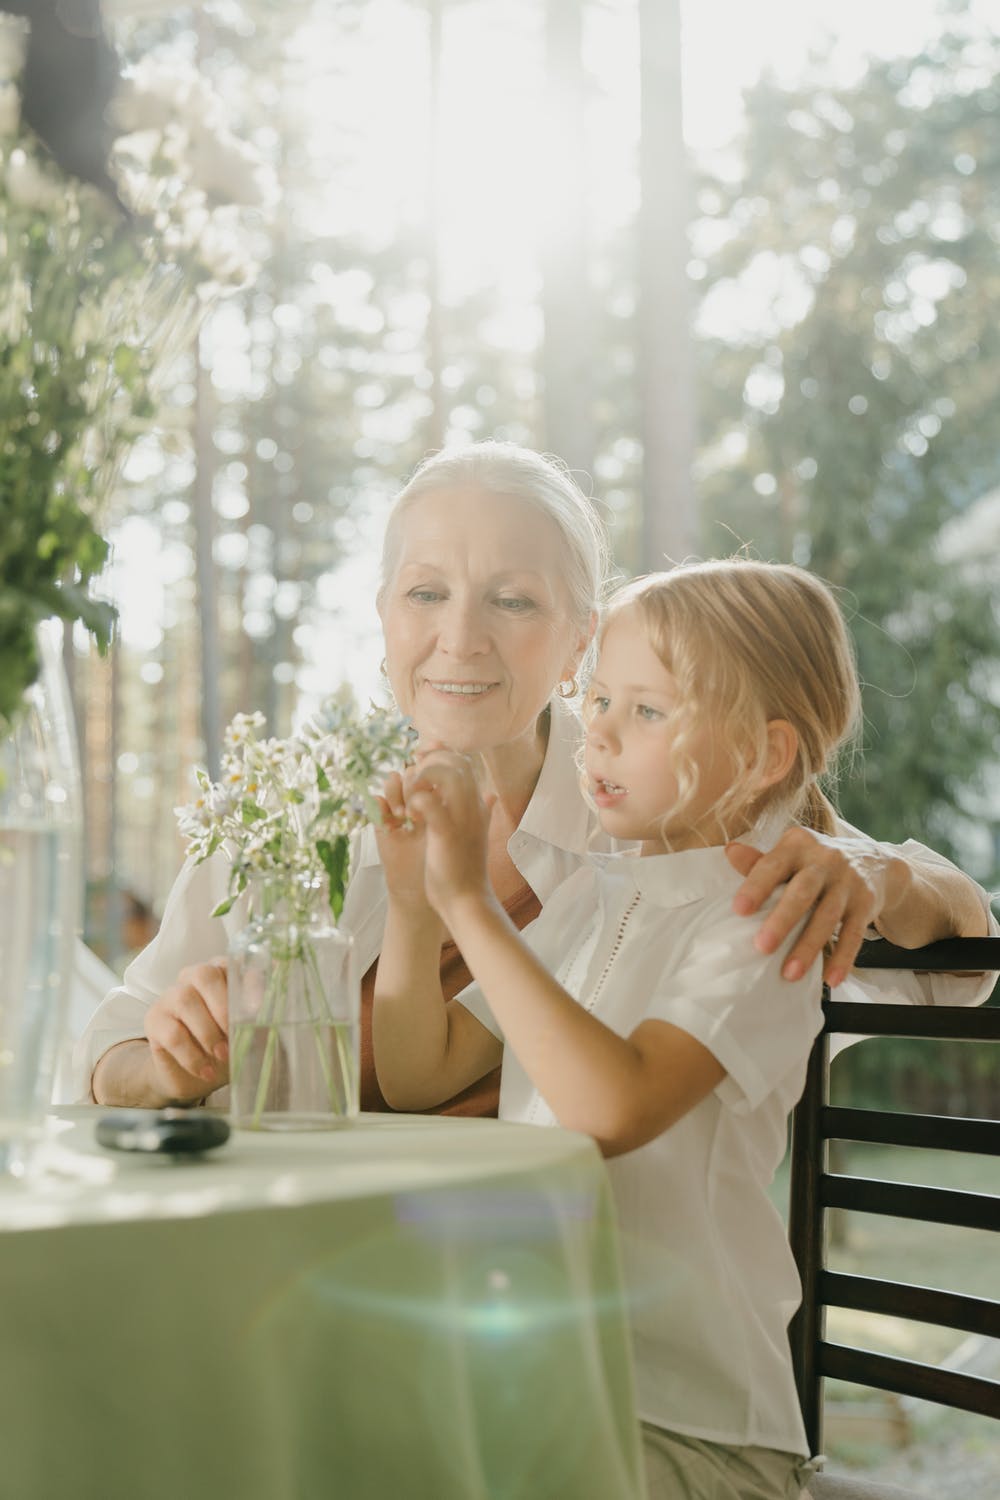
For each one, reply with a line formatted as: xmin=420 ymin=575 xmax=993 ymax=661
xmin=639 ymin=830 xmax=726 ymax=858
xmin=639 ymin=808 xmax=757 ymax=858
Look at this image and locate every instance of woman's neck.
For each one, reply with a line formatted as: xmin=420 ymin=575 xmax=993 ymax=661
xmin=478 ymin=710 xmax=551 ymax=832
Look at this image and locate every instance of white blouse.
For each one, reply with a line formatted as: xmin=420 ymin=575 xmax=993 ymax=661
xmin=458 ymin=844 xmax=825 ymax=1453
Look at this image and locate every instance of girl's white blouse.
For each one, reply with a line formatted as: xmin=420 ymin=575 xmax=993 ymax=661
xmin=458 ymin=845 xmax=823 ymax=1452
xmin=70 ymin=697 xmax=998 ymax=1101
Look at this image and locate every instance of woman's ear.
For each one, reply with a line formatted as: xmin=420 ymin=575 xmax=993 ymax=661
xmin=759 ymin=719 xmax=799 ymax=791
xmin=562 ymin=610 xmax=597 ymax=683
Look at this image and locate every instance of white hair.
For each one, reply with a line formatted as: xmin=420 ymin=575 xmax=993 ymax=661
xmin=379 ymin=441 xmax=611 ymax=638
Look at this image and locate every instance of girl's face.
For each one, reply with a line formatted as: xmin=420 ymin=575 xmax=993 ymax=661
xmin=584 ymin=606 xmax=736 ymax=853
xmin=378 ymin=485 xmax=588 ymax=753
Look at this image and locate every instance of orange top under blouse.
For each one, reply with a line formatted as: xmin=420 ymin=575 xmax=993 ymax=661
xmin=358 ymin=881 xmax=543 ymax=1117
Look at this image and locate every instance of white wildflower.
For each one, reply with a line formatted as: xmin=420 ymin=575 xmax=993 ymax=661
xmin=187 ymin=126 xmax=266 ymax=207
xmin=0 ymin=17 xmax=26 ymax=88
xmin=176 ymin=693 xmax=415 ymax=920
xmin=0 ymin=81 xmax=20 ymax=137
xmin=6 ymin=147 xmax=63 ymax=210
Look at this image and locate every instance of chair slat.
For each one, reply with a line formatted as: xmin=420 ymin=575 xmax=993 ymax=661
xmin=856 ymin=937 xmax=1000 ymax=971
xmin=822 ymin=1105 xmax=1000 ymax=1155
xmin=824 ymin=1000 xmax=1000 ymax=1041
xmin=820 ymin=1270 xmax=1000 ymax=1338
xmin=788 ymin=944 xmax=1000 ymax=1455
xmin=819 ymin=1343 xmax=1000 ymax=1419
xmin=821 ymin=1173 xmax=1000 ymax=1231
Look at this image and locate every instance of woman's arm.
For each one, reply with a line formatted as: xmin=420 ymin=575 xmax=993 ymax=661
xmin=373 ymin=897 xmax=502 ymax=1109
xmin=725 ymin=828 xmax=989 ymax=986
xmin=73 ymin=851 xmax=237 ymax=1104
xmin=90 ymin=959 xmax=230 ymax=1107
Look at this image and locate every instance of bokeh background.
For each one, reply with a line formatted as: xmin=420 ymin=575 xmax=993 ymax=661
xmin=43 ymin=0 xmax=1000 ymax=1488
xmin=78 ymin=0 xmax=1000 ymax=970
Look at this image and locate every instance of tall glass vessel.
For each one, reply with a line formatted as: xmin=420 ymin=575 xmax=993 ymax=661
xmin=0 ymin=622 xmax=82 ymax=1173
xmin=228 ymin=875 xmax=359 ymax=1131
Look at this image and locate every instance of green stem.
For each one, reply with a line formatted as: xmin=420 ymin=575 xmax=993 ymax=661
xmin=301 ymin=940 xmax=340 ymax=1112
xmin=249 ymin=947 xmax=293 ymax=1126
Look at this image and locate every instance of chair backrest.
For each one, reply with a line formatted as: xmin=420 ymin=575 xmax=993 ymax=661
xmin=787 ymin=936 xmax=1000 ymax=1453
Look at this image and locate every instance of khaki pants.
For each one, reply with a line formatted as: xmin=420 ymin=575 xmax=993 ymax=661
xmin=641 ymin=1422 xmax=818 ymax=1500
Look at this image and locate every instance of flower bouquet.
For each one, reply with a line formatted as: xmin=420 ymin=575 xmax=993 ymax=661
xmin=0 ymin=8 xmax=268 ymax=723
xmin=175 ymin=689 xmax=417 ymax=1128
xmin=0 ymin=3 xmax=269 ymax=1164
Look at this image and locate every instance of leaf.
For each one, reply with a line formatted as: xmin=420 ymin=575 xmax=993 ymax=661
xmin=317 ymin=834 xmax=350 ymax=921
xmin=241 ymin=799 xmax=267 ymax=826
xmin=211 ymin=867 xmax=247 ymax=917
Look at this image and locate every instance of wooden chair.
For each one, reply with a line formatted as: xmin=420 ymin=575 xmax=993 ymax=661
xmin=787 ymin=936 xmax=1000 ymax=1500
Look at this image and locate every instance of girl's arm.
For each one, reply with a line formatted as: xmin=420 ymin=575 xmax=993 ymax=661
xmin=446 ymin=892 xmax=725 ymax=1154
xmin=371 ymin=772 xmax=502 ymax=1110
xmin=404 ymin=755 xmax=725 ymax=1155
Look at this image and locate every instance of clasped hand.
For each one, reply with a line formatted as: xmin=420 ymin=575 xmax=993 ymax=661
xmin=376 ymin=750 xmax=493 ymax=920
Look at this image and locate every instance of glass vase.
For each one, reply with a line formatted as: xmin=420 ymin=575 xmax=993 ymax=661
xmin=0 ymin=621 xmax=82 ymax=1174
xmin=227 ymin=875 xmax=359 ymax=1131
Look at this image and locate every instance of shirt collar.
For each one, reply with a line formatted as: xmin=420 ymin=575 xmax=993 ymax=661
xmin=516 ymin=698 xmax=595 ymax=858
xmin=596 ymin=845 xmax=736 ymax=908
xmin=596 ymin=813 xmax=797 ymax=910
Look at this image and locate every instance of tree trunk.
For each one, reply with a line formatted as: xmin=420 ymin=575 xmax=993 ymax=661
xmin=425 ymin=0 xmax=445 ymax=451
xmin=540 ymin=0 xmax=593 ymax=478
xmin=637 ymin=0 xmax=697 ymax=567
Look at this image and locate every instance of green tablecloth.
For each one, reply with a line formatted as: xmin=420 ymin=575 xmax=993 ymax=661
xmin=0 ymin=1111 xmax=647 ymax=1500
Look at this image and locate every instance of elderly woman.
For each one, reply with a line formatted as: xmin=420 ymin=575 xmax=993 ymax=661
xmin=78 ymin=442 xmax=996 ymax=1110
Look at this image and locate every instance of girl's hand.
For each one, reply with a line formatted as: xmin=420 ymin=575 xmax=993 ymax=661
xmin=725 ymin=827 xmax=885 ymax=986
xmin=403 ymin=751 xmax=494 ymax=919
xmin=373 ymin=772 xmax=434 ymax=917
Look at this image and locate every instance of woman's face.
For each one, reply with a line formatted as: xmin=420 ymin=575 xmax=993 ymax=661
xmin=378 ymin=485 xmax=589 ymax=753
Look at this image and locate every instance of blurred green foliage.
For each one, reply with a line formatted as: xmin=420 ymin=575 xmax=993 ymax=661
xmin=695 ymin=17 xmax=1000 ymax=876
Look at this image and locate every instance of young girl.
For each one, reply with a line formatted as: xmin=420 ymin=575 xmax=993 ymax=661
xmin=373 ymin=558 xmax=861 ymax=1500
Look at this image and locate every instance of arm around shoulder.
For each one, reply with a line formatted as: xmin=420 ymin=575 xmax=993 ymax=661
xmin=873 ymin=840 xmax=992 ymax=946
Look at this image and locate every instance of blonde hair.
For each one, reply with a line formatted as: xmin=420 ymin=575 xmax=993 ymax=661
xmin=379 ymin=442 xmax=611 ymax=653
xmin=599 ymin=559 xmax=861 ymax=842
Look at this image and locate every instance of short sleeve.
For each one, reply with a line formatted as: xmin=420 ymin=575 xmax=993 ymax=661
xmin=644 ymin=904 xmax=823 ymax=1114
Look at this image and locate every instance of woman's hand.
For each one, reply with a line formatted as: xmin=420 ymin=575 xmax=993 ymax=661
xmin=403 ymin=751 xmax=494 ymax=919
xmin=725 ymin=828 xmax=888 ymax=986
xmin=374 ymin=770 xmax=436 ymax=917
xmin=142 ymin=959 xmax=231 ymax=1103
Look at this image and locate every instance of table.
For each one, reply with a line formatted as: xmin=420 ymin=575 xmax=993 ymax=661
xmin=0 ymin=1110 xmax=647 ymax=1500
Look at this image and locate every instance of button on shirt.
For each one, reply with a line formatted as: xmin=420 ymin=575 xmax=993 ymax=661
xmin=457 ymin=845 xmax=826 ymax=1455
